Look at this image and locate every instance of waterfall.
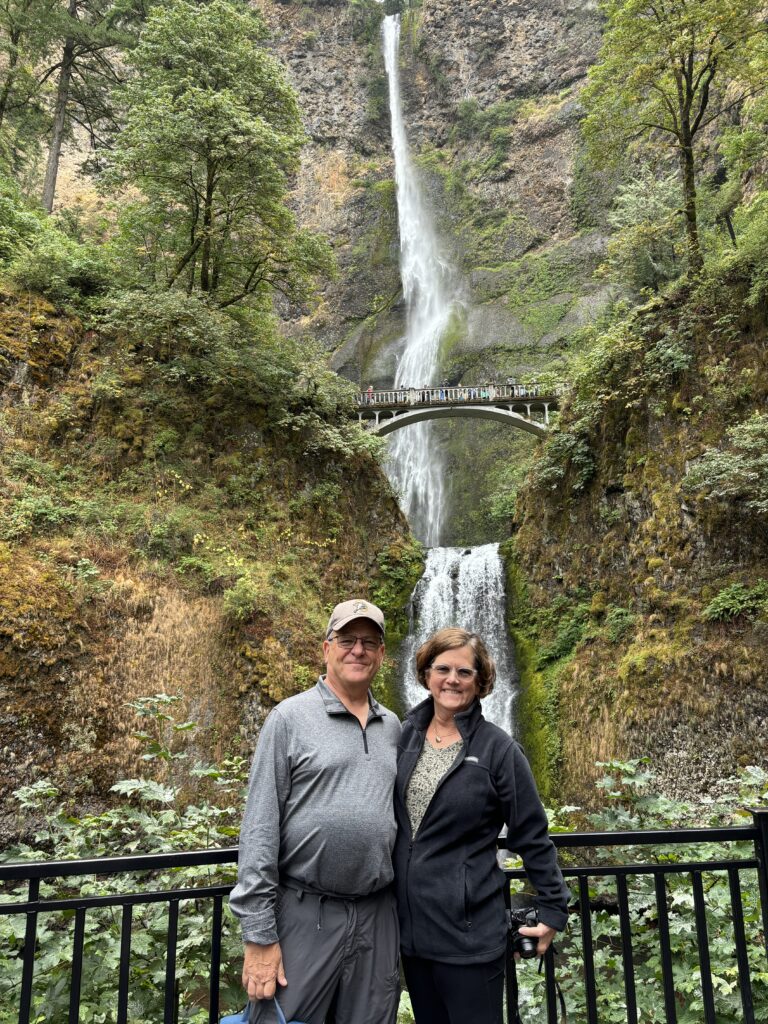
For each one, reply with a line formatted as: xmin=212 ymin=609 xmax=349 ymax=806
xmin=382 ymin=15 xmax=453 ymax=548
xmin=381 ymin=13 xmax=518 ymax=732
xmin=400 ymin=545 xmax=519 ymax=733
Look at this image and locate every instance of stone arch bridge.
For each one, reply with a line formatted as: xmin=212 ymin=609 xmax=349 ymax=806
xmin=356 ymin=383 xmax=561 ymax=438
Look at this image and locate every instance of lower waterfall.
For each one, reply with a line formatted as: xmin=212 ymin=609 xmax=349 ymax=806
xmin=398 ymin=544 xmax=519 ymax=733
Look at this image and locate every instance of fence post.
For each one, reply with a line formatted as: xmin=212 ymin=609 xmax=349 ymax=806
xmin=752 ymin=807 xmax=768 ymax=962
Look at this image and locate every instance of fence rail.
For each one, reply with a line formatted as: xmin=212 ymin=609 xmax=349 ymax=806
xmin=2 ymin=813 xmax=767 ymax=1024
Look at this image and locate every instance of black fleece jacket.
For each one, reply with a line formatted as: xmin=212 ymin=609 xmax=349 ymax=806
xmin=393 ymin=696 xmax=569 ymax=964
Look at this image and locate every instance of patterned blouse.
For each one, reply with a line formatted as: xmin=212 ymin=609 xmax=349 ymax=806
xmin=405 ymin=738 xmax=464 ymax=836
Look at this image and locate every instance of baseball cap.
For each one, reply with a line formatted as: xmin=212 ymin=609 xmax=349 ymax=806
xmin=326 ymin=599 xmax=385 ymax=638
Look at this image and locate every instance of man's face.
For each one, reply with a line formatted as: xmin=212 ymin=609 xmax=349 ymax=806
xmin=323 ymin=618 xmax=385 ymax=693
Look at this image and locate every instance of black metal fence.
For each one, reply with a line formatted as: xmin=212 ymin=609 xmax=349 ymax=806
xmin=1 ymin=811 xmax=767 ymax=1024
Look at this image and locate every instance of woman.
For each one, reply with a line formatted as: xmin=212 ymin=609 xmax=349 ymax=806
xmin=393 ymin=628 xmax=569 ymax=1024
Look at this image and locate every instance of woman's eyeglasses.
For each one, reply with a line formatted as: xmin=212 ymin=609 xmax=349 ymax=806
xmin=331 ymin=635 xmax=383 ymax=652
xmin=428 ymin=664 xmax=477 ymax=681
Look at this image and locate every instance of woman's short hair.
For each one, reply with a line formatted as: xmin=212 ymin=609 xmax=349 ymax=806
xmin=415 ymin=627 xmax=496 ymax=699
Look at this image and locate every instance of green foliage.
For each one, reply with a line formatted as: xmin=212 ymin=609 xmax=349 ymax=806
xmin=370 ymin=538 xmax=425 ymax=624
xmin=0 ymin=174 xmax=41 ymax=261
xmin=512 ymin=761 xmax=768 ymax=1024
xmin=537 ymin=602 xmax=591 ymax=666
xmin=600 ymin=170 xmax=684 ymax=291
xmin=0 ymin=700 xmax=247 ymax=1023
xmin=604 ymin=605 xmax=635 ymax=643
xmin=222 ymin=571 xmax=268 ymax=623
xmin=684 ymin=412 xmax=768 ymax=518
xmin=103 ymin=0 xmax=331 ymax=308
xmin=9 ymin=219 xmax=109 ymax=303
xmin=642 ymin=332 xmax=692 ymax=384
xmin=701 ymin=581 xmax=768 ymax=622
xmin=0 ymin=490 xmax=79 ymax=540
xmin=529 ymin=430 xmax=596 ymax=496
xmin=582 ymin=0 xmax=768 ymax=271
xmin=0 ymin=0 xmax=59 ymax=171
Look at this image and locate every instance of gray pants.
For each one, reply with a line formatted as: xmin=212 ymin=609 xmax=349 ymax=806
xmin=250 ymin=884 xmax=400 ymax=1024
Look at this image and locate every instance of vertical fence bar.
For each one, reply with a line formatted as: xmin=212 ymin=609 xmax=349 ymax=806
xmin=653 ymin=871 xmax=677 ymax=1024
xmin=18 ymin=877 xmax=39 ymax=1024
xmin=165 ymin=900 xmax=179 ymax=1024
xmin=68 ymin=906 xmax=87 ymax=1024
xmin=577 ymin=877 xmax=598 ymax=1024
xmin=752 ymin=808 xmax=768 ymax=963
xmin=209 ymin=895 xmax=223 ymax=1024
xmin=691 ymin=871 xmax=716 ymax=1024
xmin=543 ymin=948 xmax=557 ymax=1024
xmin=616 ymin=874 xmax=638 ymax=1024
xmin=117 ymin=903 xmax=132 ymax=1024
xmin=728 ymin=866 xmax=754 ymax=1024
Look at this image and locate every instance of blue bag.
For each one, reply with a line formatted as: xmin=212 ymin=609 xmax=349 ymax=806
xmin=220 ymin=1009 xmax=249 ymax=1024
xmin=220 ymin=1000 xmax=304 ymax=1024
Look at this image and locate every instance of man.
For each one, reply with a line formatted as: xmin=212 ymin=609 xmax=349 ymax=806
xmin=229 ymin=599 xmax=401 ymax=1024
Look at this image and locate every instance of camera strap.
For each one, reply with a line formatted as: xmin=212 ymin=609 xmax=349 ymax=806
xmin=504 ymin=889 xmax=567 ymax=1024
xmin=506 ymin=955 xmax=567 ymax=1024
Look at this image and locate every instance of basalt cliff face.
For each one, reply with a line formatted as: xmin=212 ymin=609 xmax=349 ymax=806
xmin=259 ymin=0 xmax=606 ymax=384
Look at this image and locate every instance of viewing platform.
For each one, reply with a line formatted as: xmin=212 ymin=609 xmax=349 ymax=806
xmin=356 ymin=382 xmax=562 ymax=438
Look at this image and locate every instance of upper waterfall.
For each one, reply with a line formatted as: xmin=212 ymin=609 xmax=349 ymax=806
xmin=382 ymin=14 xmax=456 ymax=548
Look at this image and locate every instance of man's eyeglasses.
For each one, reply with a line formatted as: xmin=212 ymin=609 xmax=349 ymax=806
xmin=330 ymin=635 xmax=383 ymax=652
xmin=428 ymin=664 xmax=478 ymax=682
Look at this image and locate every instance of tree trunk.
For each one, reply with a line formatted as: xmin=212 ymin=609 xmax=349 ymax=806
xmin=41 ymin=0 xmax=77 ymax=214
xmin=199 ymin=162 xmax=215 ymax=292
xmin=0 ymin=31 xmax=21 ymax=130
xmin=678 ymin=130 xmax=702 ymax=275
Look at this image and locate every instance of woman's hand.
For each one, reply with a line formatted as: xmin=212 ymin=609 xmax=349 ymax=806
xmin=516 ymin=922 xmax=557 ymax=958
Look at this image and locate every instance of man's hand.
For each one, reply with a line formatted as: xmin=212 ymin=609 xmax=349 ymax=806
xmin=517 ymin=922 xmax=557 ymax=958
xmin=242 ymin=941 xmax=287 ymax=1002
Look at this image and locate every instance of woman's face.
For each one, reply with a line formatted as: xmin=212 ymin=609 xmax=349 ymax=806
xmin=425 ymin=644 xmax=480 ymax=717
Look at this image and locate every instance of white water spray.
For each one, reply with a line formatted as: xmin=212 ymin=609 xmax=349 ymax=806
xmin=382 ymin=15 xmax=454 ymax=547
xmin=399 ymin=545 xmax=519 ymax=732
xmin=381 ymin=14 xmax=518 ymax=730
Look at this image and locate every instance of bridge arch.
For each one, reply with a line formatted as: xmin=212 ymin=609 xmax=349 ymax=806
xmin=356 ymin=383 xmax=560 ymax=439
xmin=369 ymin=404 xmax=548 ymax=438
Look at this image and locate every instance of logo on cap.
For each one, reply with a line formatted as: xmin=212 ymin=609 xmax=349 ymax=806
xmin=353 ymin=601 xmax=368 ymax=613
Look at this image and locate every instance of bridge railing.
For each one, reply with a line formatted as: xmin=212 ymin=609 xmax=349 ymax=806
xmin=356 ymin=382 xmax=560 ymax=407
xmin=1 ymin=813 xmax=766 ymax=1023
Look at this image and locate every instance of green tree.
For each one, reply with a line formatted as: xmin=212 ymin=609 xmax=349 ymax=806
xmin=104 ymin=0 xmax=331 ymax=308
xmin=0 ymin=0 xmax=58 ymax=168
xmin=600 ymin=168 xmax=683 ymax=291
xmin=582 ymin=0 xmax=768 ymax=274
xmin=40 ymin=0 xmax=146 ymax=212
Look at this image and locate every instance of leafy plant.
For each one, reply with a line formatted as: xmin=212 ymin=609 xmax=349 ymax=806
xmin=514 ymin=760 xmax=768 ymax=1023
xmin=0 ymin=698 xmax=248 ymax=1023
xmin=684 ymin=413 xmax=768 ymax=519
xmin=701 ymin=581 xmax=768 ymax=622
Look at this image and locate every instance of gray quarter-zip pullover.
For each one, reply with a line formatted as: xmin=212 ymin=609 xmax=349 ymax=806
xmin=229 ymin=677 xmax=401 ymax=945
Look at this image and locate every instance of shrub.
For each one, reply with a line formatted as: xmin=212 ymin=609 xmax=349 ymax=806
xmin=684 ymin=412 xmax=768 ymax=518
xmin=0 ymin=175 xmax=41 ymax=263
xmin=701 ymin=581 xmax=768 ymax=622
xmin=9 ymin=222 xmax=109 ymax=303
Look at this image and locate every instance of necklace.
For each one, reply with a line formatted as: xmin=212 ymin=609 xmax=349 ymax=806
xmin=432 ymin=719 xmax=457 ymax=744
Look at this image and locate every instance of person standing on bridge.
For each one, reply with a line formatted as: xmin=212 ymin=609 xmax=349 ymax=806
xmin=367 ymin=383 xmax=374 ymax=404
xmin=393 ymin=628 xmax=569 ymax=1024
xmin=229 ymin=599 xmax=401 ymax=1024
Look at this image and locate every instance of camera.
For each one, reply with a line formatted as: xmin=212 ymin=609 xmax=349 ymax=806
xmin=508 ymin=894 xmax=539 ymax=959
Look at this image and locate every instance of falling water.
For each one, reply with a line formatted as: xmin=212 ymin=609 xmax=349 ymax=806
xmin=381 ymin=13 xmax=518 ymax=731
xmin=400 ymin=545 xmax=519 ymax=732
xmin=382 ymin=14 xmax=453 ymax=548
